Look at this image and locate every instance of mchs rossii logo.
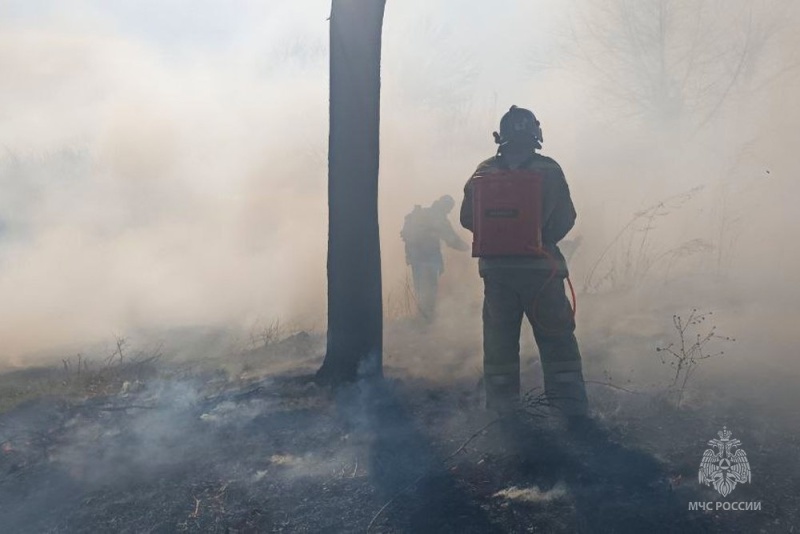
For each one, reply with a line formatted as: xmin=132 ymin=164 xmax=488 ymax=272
xmin=689 ymin=426 xmax=760 ymax=512
xmin=698 ymin=426 xmax=751 ymax=497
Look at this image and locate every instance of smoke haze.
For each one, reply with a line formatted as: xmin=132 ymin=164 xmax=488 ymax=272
xmin=1 ymin=0 xmax=799 ymax=398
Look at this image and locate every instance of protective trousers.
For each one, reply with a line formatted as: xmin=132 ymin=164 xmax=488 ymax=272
xmin=411 ymin=261 xmax=440 ymax=321
xmin=482 ymin=272 xmax=588 ymax=416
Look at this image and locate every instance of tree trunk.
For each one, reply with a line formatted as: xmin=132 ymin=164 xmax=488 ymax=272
xmin=316 ymin=0 xmax=386 ymax=384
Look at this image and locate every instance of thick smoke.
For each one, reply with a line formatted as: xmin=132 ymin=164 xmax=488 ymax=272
xmin=0 ymin=2 xmax=333 ymax=361
xmin=1 ymin=0 xmax=799 ymax=409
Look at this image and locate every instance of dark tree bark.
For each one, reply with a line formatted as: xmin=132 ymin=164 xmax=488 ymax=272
xmin=316 ymin=0 xmax=386 ymax=384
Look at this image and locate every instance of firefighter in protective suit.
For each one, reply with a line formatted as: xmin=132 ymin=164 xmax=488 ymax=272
xmin=401 ymin=195 xmax=469 ymax=321
xmin=460 ymin=106 xmax=589 ymax=420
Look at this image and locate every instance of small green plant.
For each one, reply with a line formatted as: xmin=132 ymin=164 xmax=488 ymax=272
xmin=656 ymin=309 xmax=734 ymax=406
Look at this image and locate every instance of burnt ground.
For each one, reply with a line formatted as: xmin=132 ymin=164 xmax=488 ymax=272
xmin=0 ymin=331 xmax=797 ymax=534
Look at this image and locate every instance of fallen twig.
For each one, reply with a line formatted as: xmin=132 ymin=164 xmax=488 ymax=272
xmin=443 ymin=417 xmax=504 ymax=461
xmin=584 ymin=380 xmax=642 ymax=394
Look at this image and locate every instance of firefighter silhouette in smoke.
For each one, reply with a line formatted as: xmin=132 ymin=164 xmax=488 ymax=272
xmin=460 ymin=106 xmax=589 ymax=420
xmin=401 ymin=195 xmax=469 ymax=321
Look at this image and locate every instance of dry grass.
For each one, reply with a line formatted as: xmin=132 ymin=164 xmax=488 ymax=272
xmin=385 ymin=271 xmax=418 ymax=321
xmin=0 ymin=337 xmax=162 ymax=415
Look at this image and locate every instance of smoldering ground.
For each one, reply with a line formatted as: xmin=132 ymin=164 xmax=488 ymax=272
xmin=5 ymin=327 xmax=783 ymax=533
xmin=1 ymin=0 xmax=800 ymax=532
xmin=1 ymin=0 xmax=798 ymax=366
xmin=0 ymin=338 xmax=723 ymax=533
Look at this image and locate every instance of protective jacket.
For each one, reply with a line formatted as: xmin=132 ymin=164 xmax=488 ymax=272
xmin=401 ymin=205 xmax=466 ymax=272
xmin=460 ymin=152 xmax=576 ymax=276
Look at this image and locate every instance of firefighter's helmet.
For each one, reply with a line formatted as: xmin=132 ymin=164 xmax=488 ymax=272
xmin=494 ymin=105 xmax=543 ymax=149
xmin=432 ymin=194 xmax=455 ymax=213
